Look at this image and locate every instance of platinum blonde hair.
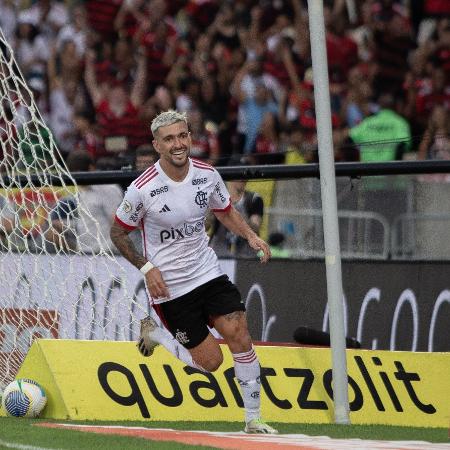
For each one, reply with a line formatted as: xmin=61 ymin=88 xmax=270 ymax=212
xmin=151 ymin=110 xmax=188 ymax=137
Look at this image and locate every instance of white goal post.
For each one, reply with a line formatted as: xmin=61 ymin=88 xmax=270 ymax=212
xmin=0 ymin=29 xmax=149 ymax=391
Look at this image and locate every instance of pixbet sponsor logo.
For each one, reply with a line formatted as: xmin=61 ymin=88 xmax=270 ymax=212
xmin=159 ymin=221 xmax=205 ymax=242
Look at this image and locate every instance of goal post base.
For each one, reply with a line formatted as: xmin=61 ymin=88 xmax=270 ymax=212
xmin=3 ymin=339 xmax=448 ymax=427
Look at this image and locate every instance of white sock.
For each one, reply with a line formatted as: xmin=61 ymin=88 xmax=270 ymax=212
xmin=233 ymin=347 xmax=261 ymax=422
xmin=149 ymin=323 xmax=206 ymax=372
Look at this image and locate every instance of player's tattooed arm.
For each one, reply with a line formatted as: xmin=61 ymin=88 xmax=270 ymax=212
xmin=110 ymin=221 xmax=147 ymax=269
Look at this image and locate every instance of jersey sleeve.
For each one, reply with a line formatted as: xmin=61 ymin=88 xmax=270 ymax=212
xmin=209 ymin=170 xmax=231 ymax=212
xmin=114 ymin=184 xmax=144 ymax=230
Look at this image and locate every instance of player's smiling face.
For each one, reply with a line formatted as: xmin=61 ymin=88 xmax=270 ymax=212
xmin=153 ymin=121 xmax=191 ymax=169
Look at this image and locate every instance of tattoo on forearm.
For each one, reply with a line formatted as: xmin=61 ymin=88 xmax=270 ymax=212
xmin=110 ymin=222 xmax=147 ymax=269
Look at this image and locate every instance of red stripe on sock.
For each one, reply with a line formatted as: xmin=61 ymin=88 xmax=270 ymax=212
xmin=233 ymin=350 xmax=257 ymax=363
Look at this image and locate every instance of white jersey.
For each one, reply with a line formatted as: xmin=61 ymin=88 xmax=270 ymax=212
xmin=115 ymin=158 xmax=231 ymax=303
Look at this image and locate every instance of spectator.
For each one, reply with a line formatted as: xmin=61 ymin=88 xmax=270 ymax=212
xmin=284 ymin=71 xmax=341 ymax=149
xmin=9 ymin=0 xmax=449 ymax=171
xmin=86 ymin=35 xmax=114 ymax=85
xmin=14 ymin=11 xmax=49 ymax=81
xmin=114 ymin=0 xmax=147 ymax=39
xmin=348 ymin=1 xmax=374 ymax=63
xmin=237 ymin=54 xmax=281 ymax=105
xmin=55 ymin=3 xmax=88 ymax=59
xmin=231 ymin=61 xmax=279 ymax=155
xmin=415 ymin=66 xmax=450 ymax=129
xmin=83 ymin=47 xmax=149 ymax=161
xmin=48 ymin=78 xmax=84 ymax=158
xmin=343 ymin=67 xmax=378 ymax=127
xmin=175 ymin=76 xmax=201 ymax=112
xmin=85 ymin=0 xmax=122 ymax=41
xmin=268 ymin=232 xmax=292 ymax=258
xmin=252 ymin=111 xmax=283 ymax=165
xmin=111 ymin=38 xmax=136 ymax=86
xmin=23 ymin=0 xmax=68 ymax=46
xmin=184 ymin=0 xmax=219 ymax=32
xmin=347 ymin=93 xmax=412 ymax=162
xmin=412 ymin=1 xmax=450 ymax=44
xmin=0 ymin=0 xmax=18 ymax=42
xmin=96 ymin=156 xmax=123 ymax=171
xmin=45 ymin=150 xmax=123 ymax=253
xmin=198 ymin=75 xmax=228 ymax=132
xmin=418 ymin=105 xmax=450 ymax=160
xmin=134 ymin=1 xmax=178 ymax=95
xmin=190 ymin=32 xmax=213 ymax=79
xmin=139 ymin=85 xmax=175 ymax=126
xmin=17 ymin=80 xmax=53 ymax=169
xmin=134 ymin=144 xmax=159 ymax=171
xmin=263 ymin=22 xmax=300 ymax=89
xmin=210 ymin=158 xmax=264 ymax=258
xmin=47 ymin=46 xmax=89 ymax=158
xmin=324 ymin=4 xmax=358 ymax=84
xmin=188 ymin=109 xmax=220 ymax=166
xmin=208 ymin=2 xmax=241 ymax=52
xmin=369 ymin=0 xmax=415 ymax=96
xmin=416 ymin=17 xmax=450 ymax=78
xmin=55 ymin=38 xmax=85 ymax=85
xmin=284 ymin=124 xmax=315 ymax=165
xmin=198 ymin=75 xmax=231 ymax=163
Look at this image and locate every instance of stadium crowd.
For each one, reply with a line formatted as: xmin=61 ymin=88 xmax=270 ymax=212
xmin=1 ymin=0 xmax=449 ymax=169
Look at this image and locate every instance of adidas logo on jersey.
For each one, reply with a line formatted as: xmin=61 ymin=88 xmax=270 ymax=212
xmin=159 ymin=204 xmax=171 ymax=213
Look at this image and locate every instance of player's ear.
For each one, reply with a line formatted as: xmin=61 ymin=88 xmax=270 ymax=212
xmin=152 ymin=139 xmax=161 ymax=154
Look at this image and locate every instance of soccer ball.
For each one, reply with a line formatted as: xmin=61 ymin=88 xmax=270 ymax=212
xmin=1 ymin=378 xmax=47 ymax=418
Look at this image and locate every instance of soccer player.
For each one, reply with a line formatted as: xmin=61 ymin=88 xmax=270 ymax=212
xmin=110 ymin=110 xmax=277 ymax=434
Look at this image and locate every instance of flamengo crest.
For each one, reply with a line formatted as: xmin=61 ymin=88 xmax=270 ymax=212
xmin=194 ymin=191 xmax=208 ymax=208
xmin=175 ymin=329 xmax=190 ymax=345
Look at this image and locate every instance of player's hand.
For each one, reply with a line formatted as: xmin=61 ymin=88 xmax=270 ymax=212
xmin=248 ymin=235 xmax=271 ymax=263
xmin=145 ymin=268 xmax=170 ymax=299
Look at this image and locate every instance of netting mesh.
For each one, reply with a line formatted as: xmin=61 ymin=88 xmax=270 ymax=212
xmin=0 ymin=30 xmax=148 ymax=391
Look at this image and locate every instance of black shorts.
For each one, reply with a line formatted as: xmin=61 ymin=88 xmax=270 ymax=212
xmin=154 ymin=275 xmax=245 ymax=349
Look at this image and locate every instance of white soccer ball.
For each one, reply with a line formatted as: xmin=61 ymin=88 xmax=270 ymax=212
xmin=1 ymin=378 xmax=47 ymax=418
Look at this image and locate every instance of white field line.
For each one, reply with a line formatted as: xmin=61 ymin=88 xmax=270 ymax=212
xmin=50 ymin=424 xmax=450 ymax=450
xmin=0 ymin=440 xmax=62 ymax=450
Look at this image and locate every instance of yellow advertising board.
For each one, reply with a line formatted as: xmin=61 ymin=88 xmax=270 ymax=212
xmin=8 ymin=339 xmax=450 ymax=427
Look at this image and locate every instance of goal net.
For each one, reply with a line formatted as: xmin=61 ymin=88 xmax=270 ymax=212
xmin=0 ymin=30 xmax=149 ymax=392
